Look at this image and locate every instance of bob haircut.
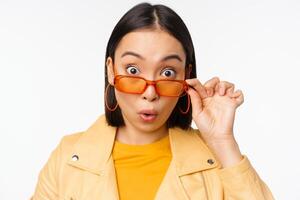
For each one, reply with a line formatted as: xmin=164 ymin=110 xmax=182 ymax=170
xmin=104 ymin=2 xmax=197 ymax=130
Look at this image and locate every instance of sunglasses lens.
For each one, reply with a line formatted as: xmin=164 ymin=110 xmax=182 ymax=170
xmin=115 ymin=76 xmax=186 ymax=96
xmin=115 ymin=76 xmax=146 ymax=93
xmin=157 ymin=80 xmax=184 ymax=96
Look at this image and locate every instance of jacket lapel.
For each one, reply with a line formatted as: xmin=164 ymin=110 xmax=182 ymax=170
xmin=67 ymin=115 xmax=119 ymax=199
xmin=67 ymin=114 xmax=220 ymax=199
xmin=154 ymin=127 xmax=219 ymax=199
xmin=169 ymin=127 xmax=219 ymax=176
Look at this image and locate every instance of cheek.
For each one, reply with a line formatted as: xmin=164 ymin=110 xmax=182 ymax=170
xmin=114 ymin=90 xmax=136 ymax=110
xmin=160 ymin=97 xmax=179 ymax=112
xmin=115 ymin=90 xmax=179 ymax=115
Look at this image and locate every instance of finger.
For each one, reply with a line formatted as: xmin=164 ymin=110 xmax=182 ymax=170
xmin=226 ymin=87 xmax=234 ymax=97
xmin=204 ymin=77 xmax=220 ymax=97
xmin=216 ymin=81 xmax=235 ymax=96
xmin=185 ymin=78 xmax=208 ymax=99
xmin=226 ymin=85 xmax=235 ymax=96
xmin=186 ymin=87 xmax=203 ymax=113
xmin=204 ymin=76 xmax=220 ymax=88
xmin=232 ymin=90 xmax=244 ymax=107
xmin=206 ymin=87 xmax=214 ymax=97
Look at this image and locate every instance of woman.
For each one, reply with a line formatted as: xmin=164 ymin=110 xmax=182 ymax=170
xmin=31 ymin=2 xmax=274 ymax=200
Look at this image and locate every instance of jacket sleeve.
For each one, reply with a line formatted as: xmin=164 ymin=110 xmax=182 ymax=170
xmin=217 ymin=155 xmax=275 ymax=200
xmin=30 ymin=137 xmax=65 ymax=200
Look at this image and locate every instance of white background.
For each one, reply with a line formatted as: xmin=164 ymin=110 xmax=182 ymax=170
xmin=0 ymin=0 xmax=299 ymax=199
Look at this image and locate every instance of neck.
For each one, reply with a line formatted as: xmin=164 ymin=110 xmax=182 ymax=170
xmin=116 ymin=119 xmax=168 ymax=145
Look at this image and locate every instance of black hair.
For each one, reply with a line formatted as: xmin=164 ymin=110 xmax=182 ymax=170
xmin=104 ymin=2 xmax=196 ymax=130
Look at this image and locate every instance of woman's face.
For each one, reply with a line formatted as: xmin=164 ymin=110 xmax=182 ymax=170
xmin=106 ymin=29 xmax=186 ymax=133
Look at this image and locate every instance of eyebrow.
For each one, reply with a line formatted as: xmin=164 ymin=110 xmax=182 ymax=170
xmin=121 ymin=51 xmax=183 ymax=62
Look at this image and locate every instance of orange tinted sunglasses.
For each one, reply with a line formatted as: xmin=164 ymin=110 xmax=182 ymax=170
xmin=113 ymin=75 xmax=189 ymax=97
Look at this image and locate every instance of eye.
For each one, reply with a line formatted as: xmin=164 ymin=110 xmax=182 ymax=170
xmin=161 ymin=68 xmax=176 ymax=78
xmin=126 ymin=64 xmax=140 ymax=75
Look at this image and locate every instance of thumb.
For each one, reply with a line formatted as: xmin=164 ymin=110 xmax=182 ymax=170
xmin=186 ymin=87 xmax=203 ymax=115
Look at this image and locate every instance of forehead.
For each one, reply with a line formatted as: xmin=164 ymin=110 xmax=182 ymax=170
xmin=115 ymin=29 xmax=186 ymax=63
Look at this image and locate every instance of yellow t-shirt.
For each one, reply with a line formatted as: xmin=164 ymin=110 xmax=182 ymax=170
xmin=112 ymin=134 xmax=172 ymax=200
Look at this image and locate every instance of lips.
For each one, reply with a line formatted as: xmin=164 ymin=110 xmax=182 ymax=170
xmin=138 ymin=109 xmax=158 ymax=115
xmin=138 ymin=109 xmax=158 ymax=122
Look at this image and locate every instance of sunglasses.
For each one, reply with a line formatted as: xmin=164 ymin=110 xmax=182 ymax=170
xmin=113 ymin=75 xmax=190 ymax=97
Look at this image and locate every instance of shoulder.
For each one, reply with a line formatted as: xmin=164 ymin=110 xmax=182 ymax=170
xmin=59 ymin=131 xmax=84 ymax=148
xmin=170 ymin=126 xmax=211 ymax=153
xmin=54 ymin=131 xmax=84 ymax=158
xmin=45 ymin=131 xmax=85 ymax=167
xmin=175 ymin=126 xmax=206 ymax=142
xmin=189 ymin=127 xmax=209 ymax=145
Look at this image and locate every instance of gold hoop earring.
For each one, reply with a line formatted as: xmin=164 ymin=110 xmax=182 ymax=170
xmin=105 ymin=84 xmax=118 ymax=111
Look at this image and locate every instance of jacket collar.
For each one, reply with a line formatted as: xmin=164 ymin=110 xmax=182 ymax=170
xmin=67 ymin=114 xmax=219 ymax=176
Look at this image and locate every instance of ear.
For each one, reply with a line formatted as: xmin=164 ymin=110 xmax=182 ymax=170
xmin=106 ymin=57 xmax=115 ymax=85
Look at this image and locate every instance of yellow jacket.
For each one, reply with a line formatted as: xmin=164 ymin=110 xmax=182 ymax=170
xmin=31 ymin=114 xmax=274 ymax=199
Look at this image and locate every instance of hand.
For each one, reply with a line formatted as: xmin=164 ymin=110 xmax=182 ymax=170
xmin=185 ymin=77 xmax=244 ymax=144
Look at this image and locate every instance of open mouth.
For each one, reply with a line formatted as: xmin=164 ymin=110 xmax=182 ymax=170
xmin=139 ymin=113 xmax=157 ymax=122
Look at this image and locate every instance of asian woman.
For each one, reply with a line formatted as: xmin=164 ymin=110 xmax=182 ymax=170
xmin=31 ymin=2 xmax=274 ymax=200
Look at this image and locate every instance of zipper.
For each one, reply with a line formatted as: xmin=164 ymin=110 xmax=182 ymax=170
xmin=201 ymin=172 xmax=209 ymax=200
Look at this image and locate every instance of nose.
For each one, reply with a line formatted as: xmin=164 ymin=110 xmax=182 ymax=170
xmin=141 ymin=84 xmax=159 ymax=101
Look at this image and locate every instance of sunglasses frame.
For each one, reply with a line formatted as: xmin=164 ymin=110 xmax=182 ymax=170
xmin=113 ymin=74 xmax=189 ymax=97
